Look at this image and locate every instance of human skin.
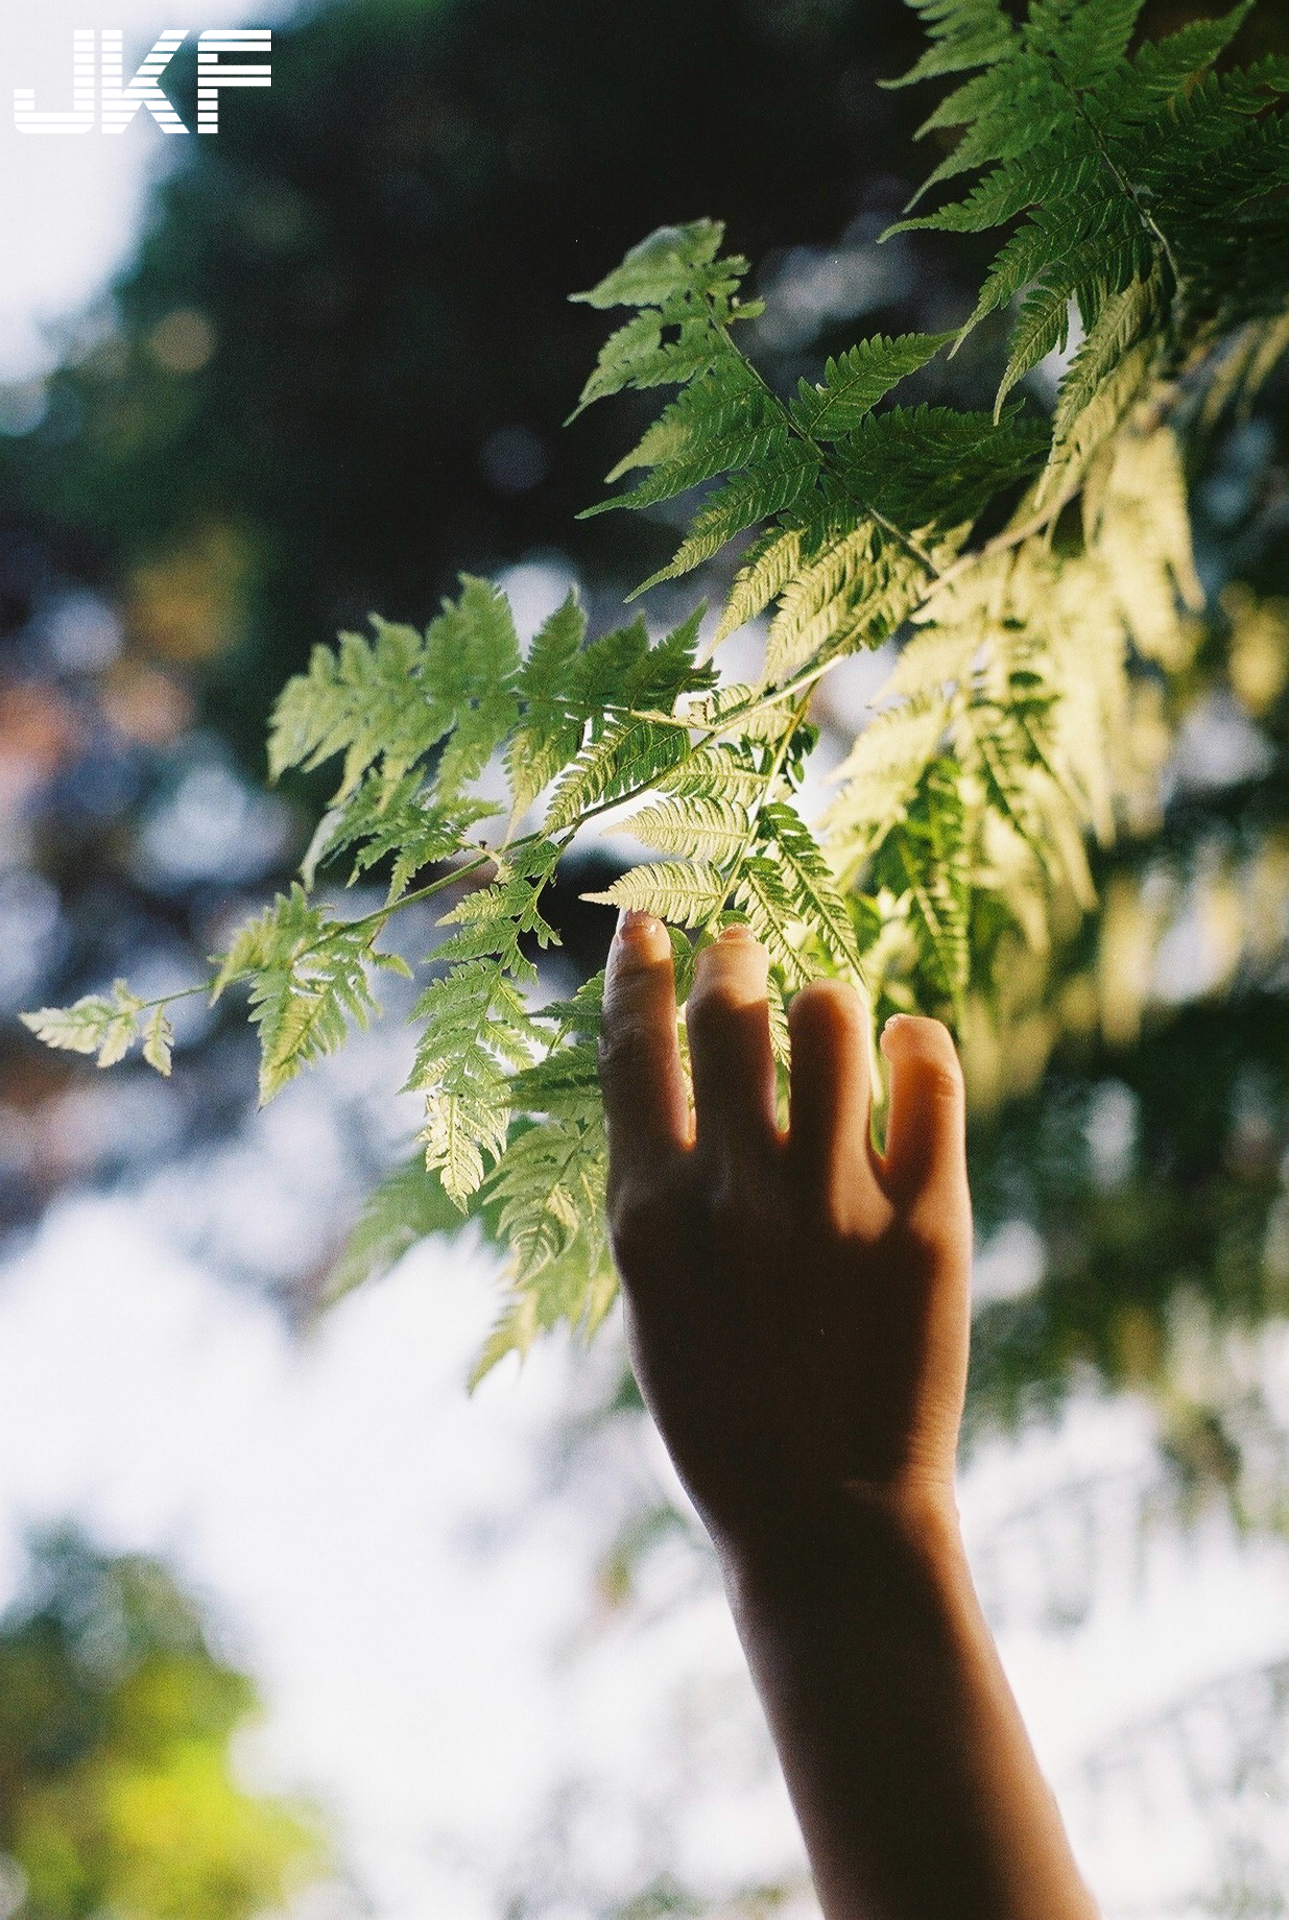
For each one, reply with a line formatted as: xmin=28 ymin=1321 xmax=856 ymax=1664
xmin=597 ymin=910 xmax=1100 ymax=1920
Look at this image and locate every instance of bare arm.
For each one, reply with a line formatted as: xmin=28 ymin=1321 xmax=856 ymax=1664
xmin=598 ymin=911 xmax=1099 ymax=1920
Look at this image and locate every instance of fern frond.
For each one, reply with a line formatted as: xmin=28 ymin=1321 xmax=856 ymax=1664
xmin=730 ymin=857 xmax=814 ymax=987
xmin=762 ymin=799 xmax=866 ymax=979
xmin=874 ymin=759 xmax=971 ymax=1010
xmin=789 ymin=333 xmax=954 ymax=439
xmin=884 ymin=0 xmax=1015 ymax=93
xmin=406 ymin=961 xmax=538 ymax=1207
xmin=433 ymin=858 xmax=561 ymax=979
xmin=657 ymin=741 xmax=769 ymax=811
xmin=716 ymin=526 xmax=805 ymax=640
xmin=570 ymin=220 xmax=746 ymax=316
xmin=420 ymin=576 xmax=522 ymax=795
xmin=213 ymin=884 xmax=391 ymax=1104
xmin=488 ymin=1113 xmax=608 ymax=1282
xmin=631 ymin=445 xmax=818 ymax=595
xmin=327 ymin=1157 xmax=471 ymax=1303
xmin=303 ymin=771 xmax=496 ymax=898
xmin=20 ymin=978 xmax=162 ymax=1073
xmin=268 ymin=616 xmax=440 ymax=801
xmin=583 ymin=858 xmax=727 ymax=927
xmin=617 ymin=794 xmax=752 ymax=861
xmin=1052 ymin=272 xmax=1161 ymax=447
xmin=506 ymin=592 xmax=589 ymax=813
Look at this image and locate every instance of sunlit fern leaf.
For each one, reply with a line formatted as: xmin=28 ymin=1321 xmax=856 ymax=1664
xmin=433 ymin=870 xmax=561 ymax=980
xmin=764 ymin=522 xmax=882 ymax=684
xmin=20 ymin=978 xmax=152 ymax=1072
xmin=268 ymin=616 xmax=444 ymax=801
xmin=716 ymin=525 xmax=805 ymax=640
xmin=489 ymin=1112 xmax=608 ymax=1283
xmin=821 ymin=697 xmax=953 ymax=881
xmin=406 ymin=962 xmax=538 ymax=1207
xmin=615 ymin=793 xmax=753 ymax=862
xmin=506 ymin=593 xmax=589 ymax=815
xmin=762 ymin=799 xmax=866 ymax=980
xmin=875 ymin=759 xmax=972 ymax=1011
xmin=141 ymin=1006 xmax=175 ymax=1077
xmin=212 ymin=884 xmax=395 ymax=1105
xmin=657 ymin=741 xmax=769 ymax=811
xmin=420 ymin=576 xmax=522 ymax=796
xmin=1037 ymin=338 xmax=1154 ymax=509
xmin=467 ymin=1235 xmax=617 ymax=1391
xmin=302 ymin=771 xmax=498 ymax=899
xmin=730 ymin=857 xmax=814 ymax=988
xmin=268 ymin=575 xmax=522 ymax=807
xmin=545 ymin=718 xmax=689 ymax=831
xmin=509 ymin=1038 xmax=602 ymax=1117
xmin=583 ymin=859 xmax=727 ymax=927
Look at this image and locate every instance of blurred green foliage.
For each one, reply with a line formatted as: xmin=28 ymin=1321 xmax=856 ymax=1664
xmin=0 ymin=1532 xmax=326 ymax=1920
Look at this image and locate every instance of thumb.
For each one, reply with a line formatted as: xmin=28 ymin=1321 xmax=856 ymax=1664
xmin=878 ymin=1015 xmax=967 ymax=1204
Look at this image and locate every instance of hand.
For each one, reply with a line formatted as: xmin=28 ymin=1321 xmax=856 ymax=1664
xmin=598 ymin=912 xmax=973 ymax=1561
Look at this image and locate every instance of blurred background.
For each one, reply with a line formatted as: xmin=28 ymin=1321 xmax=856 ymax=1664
xmin=3 ymin=0 xmax=1289 ymax=1914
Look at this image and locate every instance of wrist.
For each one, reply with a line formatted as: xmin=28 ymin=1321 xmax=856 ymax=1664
xmin=712 ymin=1475 xmax=964 ymax=1611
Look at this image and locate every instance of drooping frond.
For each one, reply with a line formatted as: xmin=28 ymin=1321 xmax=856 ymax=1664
xmin=20 ymin=980 xmax=172 ymax=1076
xmin=213 ymin=885 xmax=403 ymax=1104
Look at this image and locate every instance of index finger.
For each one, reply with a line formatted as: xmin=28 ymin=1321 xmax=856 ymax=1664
xmin=599 ymin=910 xmax=691 ymax=1192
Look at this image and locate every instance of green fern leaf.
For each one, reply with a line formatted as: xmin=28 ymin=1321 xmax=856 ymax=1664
xmin=730 ymin=857 xmax=814 ymax=987
xmin=583 ymin=858 xmax=727 ymax=927
xmin=327 ymin=1157 xmax=474 ymax=1303
xmin=630 ymin=445 xmax=818 ymax=594
xmin=20 ymin=978 xmax=149 ymax=1071
xmin=716 ymin=526 xmax=805 ymax=639
xmin=407 ymin=961 xmax=537 ymax=1207
xmin=617 ymin=793 xmax=752 ymax=861
xmin=570 ymin=220 xmax=743 ymax=314
xmin=213 ymin=884 xmax=385 ymax=1105
xmin=789 ymin=333 xmax=954 ymax=439
xmin=506 ymin=593 xmax=590 ymax=814
xmin=762 ymin=799 xmax=866 ymax=978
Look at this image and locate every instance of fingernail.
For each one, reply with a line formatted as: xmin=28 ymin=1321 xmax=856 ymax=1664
xmin=880 ymin=1012 xmax=909 ymax=1054
xmin=616 ymin=907 xmax=658 ymax=941
xmin=716 ymin=922 xmax=756 ymax=943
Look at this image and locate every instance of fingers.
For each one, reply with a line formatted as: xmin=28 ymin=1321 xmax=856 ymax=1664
xmin=787 ymin=979 xmax=886 ymax=1230
xmin=685 ymin=925 xmax=778 ymax=1168
xmin=600 ymin=911 xmax=690 ymax=1191
xmin=878 ymin=1015 xmax=967 ymax=1204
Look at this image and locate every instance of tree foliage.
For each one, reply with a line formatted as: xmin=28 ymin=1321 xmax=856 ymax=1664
xmin=22 ymin=0 xmax=1289 ymax=1380
xmin=0 ymin=1531 xmax=324 ymax=1920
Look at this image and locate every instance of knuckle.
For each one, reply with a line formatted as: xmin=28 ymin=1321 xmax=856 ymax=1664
xmin=696 ymin=1158 xmax=775 ymax=1244
xmin=606 ymin=1173 xmax=671 ymax=1266
xmin=918 ymin=1057 xmax=964 ymax=1104
xmin=597 ymin=1018 xmax=649 ymax=1083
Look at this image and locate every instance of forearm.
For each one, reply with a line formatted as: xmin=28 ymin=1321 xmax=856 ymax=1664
xmin=717 ymin=1489 xmax=1100 ymax=1920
